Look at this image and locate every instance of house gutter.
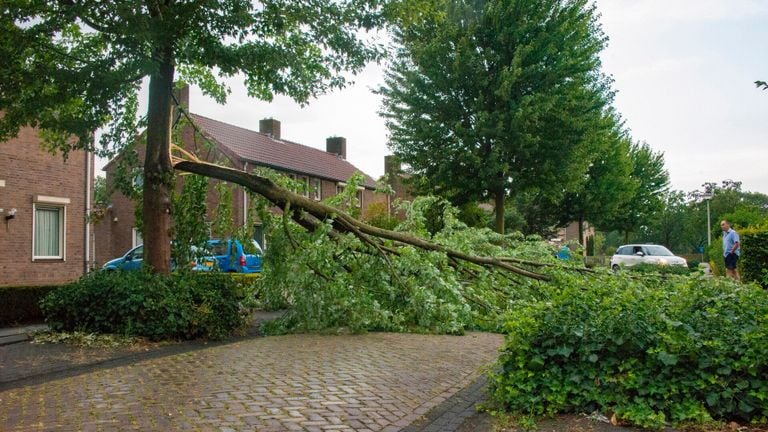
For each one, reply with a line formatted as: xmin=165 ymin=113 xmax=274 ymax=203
xmin=84 ymin=148 xmax=92 ymax=274
xmin=243 ymin=161 xmax=248 ymax=227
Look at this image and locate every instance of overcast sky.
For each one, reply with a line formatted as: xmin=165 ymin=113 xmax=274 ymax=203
xmin=106 ymin=0 xmax=768 ymax=195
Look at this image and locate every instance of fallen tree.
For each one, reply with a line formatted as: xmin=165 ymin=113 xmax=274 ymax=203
xmin=173 ymin=151 xmax=550 ymax=282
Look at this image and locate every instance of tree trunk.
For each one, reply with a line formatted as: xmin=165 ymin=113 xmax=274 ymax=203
xmin=494 ymin=189 xmax=505 ymax=234
xmin=143 ymin=54 xmax=175 ymax=274
xmin=624 ymin=230 xmax=629 ymax=244
xmin=578 ymin=215 xmax=584 ymax=247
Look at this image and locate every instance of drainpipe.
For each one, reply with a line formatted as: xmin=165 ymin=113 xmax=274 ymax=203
xmin=84 ymin=149 xmax=92 ymax=274
xmin=243 ymin=162 xmax=248 ymax=227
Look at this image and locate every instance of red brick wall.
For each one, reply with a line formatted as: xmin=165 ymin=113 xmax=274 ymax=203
xmin=0 ymin=126 xmax=93 ymax=287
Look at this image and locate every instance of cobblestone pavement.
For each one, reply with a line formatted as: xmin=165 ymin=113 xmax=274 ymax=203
xmin=0 ymin=339 xmax=172 ymax=385
xmin=0 ymin=332 xmax=502 ymax=431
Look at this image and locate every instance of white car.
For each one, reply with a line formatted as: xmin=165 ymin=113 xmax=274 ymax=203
xmin=610 ymin=244 xmax=687 ymax=271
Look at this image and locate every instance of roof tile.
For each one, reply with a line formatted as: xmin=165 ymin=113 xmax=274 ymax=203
xmin=191 ymin=113 xmax=376 ymax=188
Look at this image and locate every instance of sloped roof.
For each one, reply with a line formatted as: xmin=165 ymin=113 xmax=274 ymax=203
xmin=191 ymin=113 xmax=376 ymax=188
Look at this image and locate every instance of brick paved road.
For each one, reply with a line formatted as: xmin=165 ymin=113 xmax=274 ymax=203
xmin=0 ymin=332 xmax=502 ymax=431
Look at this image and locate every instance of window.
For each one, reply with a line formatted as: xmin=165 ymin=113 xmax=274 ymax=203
xmin=132 ymin=227 xmax=143 ymax=248
xmin=33 ymin=197 xmax=68 ymax=260
xmin=356 ymin=189 xmax=363 ymax=208
xmin=132 ymin=171 xmax=144 ymax=188
xmin=300 ymin=176 xmax=309 ymax=198
xmin=253 ymin=224 xmax=266 ymax=250
xmin=312 ymin=179 xmax=322 ymax=201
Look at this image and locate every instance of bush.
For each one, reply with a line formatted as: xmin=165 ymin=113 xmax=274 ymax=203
xmin=41 ymin=271 xmax=255 ymax=340
xmin=627 ymin=263 xmax=691 ymax=275
xmin=740 ymin=226 xmax=768 ymax=288
xmin=491 ymin=274 xmax=768 ymax=429
xmin=364 ymin=201 xmax=400 ymax=230
xmin=0 ymin=285 xmax=57 ymax=325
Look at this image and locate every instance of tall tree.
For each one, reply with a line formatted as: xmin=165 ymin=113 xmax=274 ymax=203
xmin=379 ymin=0 xmax=615 ymax=233
xmin=1 ymin=0 xmax=393 ymax=273
xmin=556 ymin=123 xmax=635 ymax=244
xmin=602 ymin=141 xmax=669 ymax=242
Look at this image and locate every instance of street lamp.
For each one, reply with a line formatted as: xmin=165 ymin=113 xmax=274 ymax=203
xmin=701 ymin=192 xmax=713 ymax=246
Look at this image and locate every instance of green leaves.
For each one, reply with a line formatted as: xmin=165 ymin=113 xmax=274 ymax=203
xmin=490 ymin=272 xmax=768 ymax=428
xmin=379 ymin=0 xmax=615 ymax=231
xmin=41 ymin=271 xmax=255 ymax=340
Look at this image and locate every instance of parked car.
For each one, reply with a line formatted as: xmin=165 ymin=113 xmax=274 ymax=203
xmin=195 ymin=239 xmax=263 ymax=273
xmin=102 ymin=244 xmax=145 ymax=271
xmin=610 ymin=244 xmax=687 ymax=271
xmin=102 ymin=244 xmax=206 ymax=272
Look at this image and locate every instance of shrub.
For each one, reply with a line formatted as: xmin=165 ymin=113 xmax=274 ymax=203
xmin=491 ymin=274 xmax=768 ymax=429
xmin=364 ymin=201 xmax=400 ymax=230
xmin=40 ymin=271 xmax=254 ymax=340
xmin=740 ymin=226 xmax=768 ymax=287
xmin=0 ymin=285 xmax=57 ymax=325
xmin=628 ymin=263 xmax=691 ymax=276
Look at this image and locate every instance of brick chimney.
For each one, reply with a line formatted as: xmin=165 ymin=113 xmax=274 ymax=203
xmin=326 ymin=137 xmax=347 ymax=159
xmin=172 ymin=84 xmax=190 ymax=121
xmin=259 ymin=118 xmax=281 ymax=139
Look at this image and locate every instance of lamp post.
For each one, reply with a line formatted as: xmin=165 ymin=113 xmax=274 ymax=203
xmin=701 ymin=192 xmax=713 ymax=246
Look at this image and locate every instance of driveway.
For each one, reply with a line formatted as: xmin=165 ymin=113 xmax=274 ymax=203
xmin=0 ymin=332 xmax=502 ymax=431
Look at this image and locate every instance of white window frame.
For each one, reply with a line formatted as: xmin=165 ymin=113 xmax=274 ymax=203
xmin=312 ymin=178 xmax=322 ymax=201
xmin=356 ymin=188 xmax=364 ymax=208
xmin=32 ymin=195 xmax=69 ymax=261
xmin=132 ymin=227 xmax=143 ymax=248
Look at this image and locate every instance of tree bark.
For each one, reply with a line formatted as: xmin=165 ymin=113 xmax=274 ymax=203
xmin=578 ymin=215 xmax=584 ymax=247
xmin=143 ymin=52 xmax=175 ymax=274
xmin=494 ymin=189 xmax=505 ymax=234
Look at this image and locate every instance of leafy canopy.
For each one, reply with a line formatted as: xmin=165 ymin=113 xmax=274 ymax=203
xmin=378 ymin=0 xmax=616 ymax=232
xmin=1 ymin=0 xmax=394 ymax=155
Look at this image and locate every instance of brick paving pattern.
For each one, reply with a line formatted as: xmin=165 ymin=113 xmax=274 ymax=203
xmin=0 ymin=332 xmax=502 ymax=431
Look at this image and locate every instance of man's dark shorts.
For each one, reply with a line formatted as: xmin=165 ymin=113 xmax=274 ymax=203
xmin=724 ymin=253 xmax=739 ymax=270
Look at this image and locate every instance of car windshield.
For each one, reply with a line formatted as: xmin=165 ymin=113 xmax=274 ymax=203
xmin=644 ymin=245 xmax=674 ymax=256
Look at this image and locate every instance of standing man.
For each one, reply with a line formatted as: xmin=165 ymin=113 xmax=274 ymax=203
xmin=720 ymin=220 xmax=741 ymax=281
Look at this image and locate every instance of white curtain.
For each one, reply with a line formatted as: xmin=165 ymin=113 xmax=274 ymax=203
xmin=35 ymin=207 xmax=61 ymax=257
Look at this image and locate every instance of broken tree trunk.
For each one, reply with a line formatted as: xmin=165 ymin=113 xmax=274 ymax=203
xmin=171 ymin=155 xmax=550 ymax=281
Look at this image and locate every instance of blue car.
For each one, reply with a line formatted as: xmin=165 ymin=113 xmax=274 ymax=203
xmin=102 ymin=244 xmax=145 ymax=271
xmin=101 ymin=244 xmax=201 ymax=272
xmin=196 ymin=239 xmax=263 ymax=273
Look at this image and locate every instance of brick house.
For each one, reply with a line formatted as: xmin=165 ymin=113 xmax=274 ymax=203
xmin=0 ymin=126 xmax=95 ymax=286
xmin=95 ymin=87 xmax=388 ymax=265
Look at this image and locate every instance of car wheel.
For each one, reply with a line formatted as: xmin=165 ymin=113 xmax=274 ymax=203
xmin=611 ymin=264 xmax=620 ymax=272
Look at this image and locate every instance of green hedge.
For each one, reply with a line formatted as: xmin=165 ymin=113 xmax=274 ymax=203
xmin=0 ymin=285 xmax=58 ymax=325
xmin=741 ymin=227 xmax=768 ymax=287
xmin=41 ymin=271 xmax=256 ymax=340
xmin=491 ymin=273 xmax=768 ymax=429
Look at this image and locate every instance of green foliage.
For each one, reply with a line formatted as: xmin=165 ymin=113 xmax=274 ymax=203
xmin=601 ymin=141 xmax=670 ymax=239
xmin=0 ymin=285 xmax=57 ymax=325
xmin=740 ymin=225 xmax=768 ymax=287
xmin=257 ymin=196 xmax=556 ymax=335
xmin=324 ymin=172 xmax=366 ymax=219
xmin=491 ymin=274 xmax=768 ymax=428
xmin=171 ymin=174 xmax=210 ymax=266
xmin=457 ymin=202 xmax=490 ymax=229
xmin=41 ymin=271 xmax=255 ymax=340
xmin=379 ymin=0 xmax=616 ymax=232
xmin=626 ymin=263 xmax=692 ymax=276
xmin=364 ymin=202 xmax=400 ymax=230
